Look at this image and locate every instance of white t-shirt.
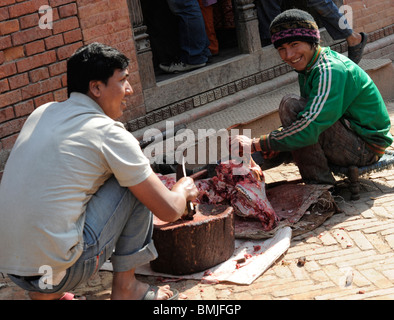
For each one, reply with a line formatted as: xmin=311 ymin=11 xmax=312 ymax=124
xmin=0 ymin=93 xmax=152 ymax=276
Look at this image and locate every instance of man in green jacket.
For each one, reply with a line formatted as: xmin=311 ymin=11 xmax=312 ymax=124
xmin=231 ymin=9 xmax=392 ymax=185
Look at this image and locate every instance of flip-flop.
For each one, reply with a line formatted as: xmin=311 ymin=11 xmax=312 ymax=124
xmin=141 ymin=285 xmax=179 ymax=300
xmin=348 ymin=32 xmax=368 ymax=64
xmin=59 ymin=292 xmax=86 ymax=300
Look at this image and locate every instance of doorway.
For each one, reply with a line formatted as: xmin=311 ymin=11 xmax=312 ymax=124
xmin=140 ymin=0 xmax=240 ymax=83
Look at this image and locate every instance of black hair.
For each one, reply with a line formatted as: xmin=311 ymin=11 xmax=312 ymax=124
xmin=66 ymin=42 xmax=129 ymax=97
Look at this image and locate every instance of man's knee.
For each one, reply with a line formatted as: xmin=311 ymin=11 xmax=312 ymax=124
xmin=278 ymin=94 xmax=307 ymax=127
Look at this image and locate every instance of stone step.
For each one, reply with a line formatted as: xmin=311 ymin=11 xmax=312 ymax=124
xmin=133 ymin=71 xmax=298 ymax=141
xmin=360 ymin=58 xmax=394 ymax=100
xmin=135 ymin=71 xmax=299 ymax=166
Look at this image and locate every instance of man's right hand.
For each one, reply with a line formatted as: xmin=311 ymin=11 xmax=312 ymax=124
xmin=171 ymin=176 xmax=198 ymax=202
xmin=129 ymin=173 xmax=199 ymax=222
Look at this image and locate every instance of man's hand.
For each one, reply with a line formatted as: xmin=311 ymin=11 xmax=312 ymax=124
xmin=171 ymin=176 xmax=199 ymax=202
xmin=129 ymin=174 xmax=198 ymax=222
xmin=229 ymin=135 xmax=253 ymax=157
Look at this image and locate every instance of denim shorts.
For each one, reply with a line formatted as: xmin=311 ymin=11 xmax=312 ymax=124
xmin=9 ymin=176 xmax=158 ymax=294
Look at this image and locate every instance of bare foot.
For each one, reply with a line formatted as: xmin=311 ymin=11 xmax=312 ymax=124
xmin=110 ymin=269 xmax=175 ymax=300
xmin=347 ymin=32 xmax=362 ymax=47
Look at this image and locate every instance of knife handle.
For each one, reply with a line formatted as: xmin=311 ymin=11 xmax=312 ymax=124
xmin=182 ymin=201 xmax=195 ymax=220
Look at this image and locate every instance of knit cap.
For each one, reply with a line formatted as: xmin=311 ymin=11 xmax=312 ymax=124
xmin=270 ymin=9 xmax=320 ymax=48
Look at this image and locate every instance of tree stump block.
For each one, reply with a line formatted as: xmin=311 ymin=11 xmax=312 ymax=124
xmin=150 ymin=203 xmax=235 ymax=275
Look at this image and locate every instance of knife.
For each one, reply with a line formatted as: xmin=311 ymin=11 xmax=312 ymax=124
xmin=176 ymin=155 xmax=196 ymax=220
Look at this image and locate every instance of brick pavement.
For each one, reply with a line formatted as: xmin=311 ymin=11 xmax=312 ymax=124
xmin=1 ymin=101 xmax=394 ymax=301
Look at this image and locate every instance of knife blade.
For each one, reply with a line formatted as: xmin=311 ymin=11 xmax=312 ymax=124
xmin=182 ymin=155 xmax=187 ymax=178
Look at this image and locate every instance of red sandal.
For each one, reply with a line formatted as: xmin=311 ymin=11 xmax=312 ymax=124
xmin=59 ymin=292 xmax=86 ymax=300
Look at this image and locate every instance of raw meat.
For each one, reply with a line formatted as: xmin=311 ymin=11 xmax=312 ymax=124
xmin=157 ymin=173 xmax=226 ymax=204
xmin=213 ymin=159 xmax=278 ymax=231
xmin=157 ymin=159 xmax=278 ymax=231
xmin=157 ymin=173 xmax=177 ymax=190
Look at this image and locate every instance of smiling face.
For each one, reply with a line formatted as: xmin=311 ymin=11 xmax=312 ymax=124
xmin=277 ymin=41 xmax=316 ymax=71
xmin=88 ymin=68 xmax=133 ymax=119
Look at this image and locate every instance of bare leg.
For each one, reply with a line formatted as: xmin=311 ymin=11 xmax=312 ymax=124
xmin=110 ymin=268 xmax=174 ymax=300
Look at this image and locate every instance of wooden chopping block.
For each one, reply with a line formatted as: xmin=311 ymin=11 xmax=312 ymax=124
xmin=150 ymin=203 xmax=235 ymax=275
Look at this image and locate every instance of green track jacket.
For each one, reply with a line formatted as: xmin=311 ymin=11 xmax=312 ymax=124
xmin=260 ymin=46 xmax=393 ymax=156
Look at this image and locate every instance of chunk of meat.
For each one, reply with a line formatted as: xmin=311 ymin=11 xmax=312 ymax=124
xmin=157 ymin=173 xmax=225 ymax=204
xmin=194 ymin=179 xmax=226 ymax=204
xmin=213 ymin=159 xmax=278 ymax=231
xmin=157 ymin=173 xmax=177 ymax=190
xmin=157 ymin=159 xmax=278 ymax=231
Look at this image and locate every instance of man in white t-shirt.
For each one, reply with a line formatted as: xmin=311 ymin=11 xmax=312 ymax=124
xmin=0 ymin=43 xmax=198 ymax=300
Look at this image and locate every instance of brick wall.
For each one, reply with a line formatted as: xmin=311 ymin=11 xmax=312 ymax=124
xmin=76 ymin=0 xmax=144 ymax=122
xmin=0 ymin=0 xmax=142 ymax=179
xmin=345 ymin=0 xmax=394 ymax=33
